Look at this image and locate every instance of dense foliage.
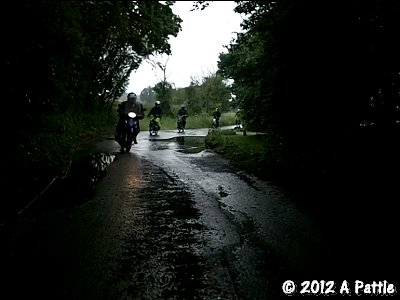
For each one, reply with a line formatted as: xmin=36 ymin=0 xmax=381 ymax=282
xmin=175 ymin=73 xmax=232 ymax=115
xmin=2 ymin=1 xmax=181 ymax=114
xmin=0 ymin=1 xmax=182 ymax=216
xmin=218 ymin=0 xmax=400 ymax=178
xmin=142 ymin=70 xmax=232 ymax=117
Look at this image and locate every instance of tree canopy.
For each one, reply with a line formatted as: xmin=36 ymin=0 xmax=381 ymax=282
xmin=1 ymin=1 xmax=182 ymax=117
xmin=218 ymin=0 xmax=400 ymax=170
xmin=0 ymin=1 xmax=183 ymax=210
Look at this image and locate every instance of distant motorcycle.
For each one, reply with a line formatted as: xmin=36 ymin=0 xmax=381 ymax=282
xmin=117 ymin=112 xmax=139 ymax=152
xmin=211 ymin=117 xmax=219 ymax=129
xmin=177 ymin=115 xmax=187 ymax=133
xmin=234 ymin=123 xmax=243 ymax=130
xmin=149 ymin=116 xmax=161 ymax=136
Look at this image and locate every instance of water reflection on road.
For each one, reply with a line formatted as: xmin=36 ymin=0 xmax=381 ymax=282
xmin=2 ymin=128 xmax=331 ymax=299
xmin=127 ymin=130 xmax=327 ymax=298
xmin=147 ymin=136 xmax=206 ymax=154
xmin=82 ymin=130 xmax=209 ymax=189
xmin=83 ymin=129 xmax=326 ymax=299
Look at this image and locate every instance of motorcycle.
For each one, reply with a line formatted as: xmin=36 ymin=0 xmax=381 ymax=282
xmin=149 ymin=116 xmax=161 ymax=136
xmin=177 ymin=115 xmax=187 ymax=133
xmin=211 ymin=117 xmax=219 ymax=129
xmin=234 ymin=119 xmax=243 ymax=130
xmin=116 ymin=111 xmax=139 ymax=152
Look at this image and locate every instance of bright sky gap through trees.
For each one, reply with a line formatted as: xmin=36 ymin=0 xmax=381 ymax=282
xmin=127 ymin=1 xmax=243 ymax=95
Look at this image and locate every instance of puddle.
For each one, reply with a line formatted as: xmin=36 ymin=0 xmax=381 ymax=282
xmin=87 ymin=152 xmax=116 ymax=183
xmin=58 ymin=152 xmax=116 ymax=203
xmin=149 ymin=136 xmax=206 ymax=154
xmin=20 ymin=151 xmax=116 ymax=214
xmin=19 ymin=135 xmax=206 ymax=215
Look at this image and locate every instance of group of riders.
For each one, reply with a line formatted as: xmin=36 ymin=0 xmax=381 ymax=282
xmin=115 ymin=92 xmax=233 ymax=151
xmin=115 ymin=92 xmax=236 ymax=151
xmin=115 ymin=92 xmax=189 ymax=151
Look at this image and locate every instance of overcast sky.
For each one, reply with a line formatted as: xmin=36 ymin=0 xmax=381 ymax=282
xmin=127 ymin=1 xmax=243 ymax=95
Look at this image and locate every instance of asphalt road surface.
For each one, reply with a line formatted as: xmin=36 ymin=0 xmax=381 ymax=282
xmin=1 ymin=128 xmax=399 ymax=299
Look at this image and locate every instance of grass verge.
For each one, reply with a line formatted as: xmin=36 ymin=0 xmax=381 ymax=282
xmin=205 ymin=129 xmax=273 ymax=180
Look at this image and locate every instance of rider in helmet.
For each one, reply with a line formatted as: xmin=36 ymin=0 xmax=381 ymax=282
xmin=212 ymin=107 xmax=221 ymax=127
xmin=115 ymin=92 xmax=144 ymax=149
xmin=148 ymin=100 xmax=163 ymax=118
xmin=177 ymin=104 xmax=188 ymax=129
xmin=148 ymin=100 xmax=163 ymax=129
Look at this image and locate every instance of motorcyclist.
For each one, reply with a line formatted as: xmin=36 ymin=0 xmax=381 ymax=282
xmin=115 ymin=92 xmax=144 ymax=149
xmin=148 ymin=100 xmax=163 ymax=129
xmin=177 ymin=104 xmax=188 ymax=129
xmin=212 ymin=107 xmax=221 ymax=128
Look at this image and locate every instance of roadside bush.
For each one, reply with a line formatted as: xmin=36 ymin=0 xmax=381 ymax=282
xmin=205 ymin=128 xmax=306 ymax=184
xmin=6 ymin=107 xmax=116 ymax=207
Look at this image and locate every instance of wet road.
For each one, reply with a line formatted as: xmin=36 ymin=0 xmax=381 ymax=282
xmin=1 ymin=128 xmax=398 ymax=299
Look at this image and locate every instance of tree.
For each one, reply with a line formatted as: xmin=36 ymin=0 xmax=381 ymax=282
xmin=154 ymin=81 xmax=173 ymax=116
xmin=1 ymin=1 xmax=182 ymax=115
xmin=140 ymin=87 xmax=157 ymax=103
xmin=184 ymin=81 xmax=202 ymax=115
xmin=198 ymin=73 xmax=231 ymax=113
xmin=150 ymin=54 xmax=174 ymax=115
xmin=0 ymin=0 xmax=184 ymax=203
xmin=218 ymin=0 xmax=400 ymax=179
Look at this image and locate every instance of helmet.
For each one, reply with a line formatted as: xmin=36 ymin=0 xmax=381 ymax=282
xmin=181 ymin=104 xmax=185 ymax=108
xmin=127 ymin=92 xmax=137 ymax=101
xmin=155 ymin=101 xmax=161 ymax=105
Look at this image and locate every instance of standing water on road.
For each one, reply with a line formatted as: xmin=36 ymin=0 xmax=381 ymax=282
xmin=2 ymin=129 xmax=396 ymax=299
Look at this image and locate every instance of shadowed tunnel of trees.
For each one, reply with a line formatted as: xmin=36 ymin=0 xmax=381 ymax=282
xmin=1 ymin=1 xmax=400 ymax=219
xmin=217 ymin=0 xmax=400 ymax=196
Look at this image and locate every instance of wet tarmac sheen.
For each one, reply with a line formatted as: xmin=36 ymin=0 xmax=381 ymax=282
xmin=0 ymin=131 xmax=324 ymax=299
xmin=2 ymin=129 xmax=397 ymax=299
